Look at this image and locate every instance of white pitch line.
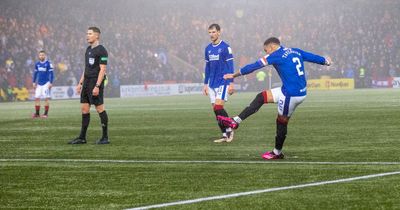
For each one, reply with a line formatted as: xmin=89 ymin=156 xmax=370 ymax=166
xmin=126 ymin=171 xmax=400 ymax=210
xmin=1 ymin=158 xmax=400 ymax=165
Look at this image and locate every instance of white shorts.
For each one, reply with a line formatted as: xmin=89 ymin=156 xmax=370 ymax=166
xmin=271 ymin=87 xmax=306 ymax=117
xmin=208 ymin=85 xmax=228 ymax=104
xmin=35 ymin=82 xmax=51 ymax=99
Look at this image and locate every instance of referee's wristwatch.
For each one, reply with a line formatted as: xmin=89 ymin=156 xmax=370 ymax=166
xmin=95 ymin=84 xmax=100 ymax=88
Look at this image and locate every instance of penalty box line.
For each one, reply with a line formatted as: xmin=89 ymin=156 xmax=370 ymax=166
xmin=1 ymin=158 xmax=400 ymax=165
xmin=126 ymin=170 xmax=400 ymax=210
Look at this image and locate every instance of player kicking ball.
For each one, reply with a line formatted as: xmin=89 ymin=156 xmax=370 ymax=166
xmin=218 ymin=37 xmax=332 ymax=159
xmin=32 ymin=50 xmax=54 ymax=119
xmin=203 ymin=23 xmax=235 ymax=143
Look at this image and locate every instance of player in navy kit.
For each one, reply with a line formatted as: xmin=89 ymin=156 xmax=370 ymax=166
xmin=203 ymin=24 xmax=235 ymax=143
xmin=69 ymin=27 xmax=109 ymax=145
xmin=218 ymin=37 xmax=332 ymax=159
xmin=32 ymin=50 xmax=54 ymax=118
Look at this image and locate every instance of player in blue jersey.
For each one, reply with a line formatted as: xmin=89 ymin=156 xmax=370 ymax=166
xmin=203 ymin=24 xmax=235 ymax=143
xmin=218 ymin=37 xmax=332 ymax=159
xmin=32 ymin=50 xmax=54 ymax=118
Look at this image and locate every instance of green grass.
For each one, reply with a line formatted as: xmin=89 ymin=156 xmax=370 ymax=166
xmin=0 ymin=89 xmax=400 ymax=209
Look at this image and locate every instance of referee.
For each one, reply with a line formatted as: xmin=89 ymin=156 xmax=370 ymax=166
xmin=69 ymin=26 xmax=109 ymax=144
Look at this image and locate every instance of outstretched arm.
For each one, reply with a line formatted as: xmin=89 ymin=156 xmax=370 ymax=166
xmin=300 ymin=49 xmax=332 ymax=66
xmin=224 ymin=59 xmax=265 ymax=80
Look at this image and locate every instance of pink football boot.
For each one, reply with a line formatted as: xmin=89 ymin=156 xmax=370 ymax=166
xmin=217 ymin=116 xmax=239 ymax=129
xmin=261 ymin=151 xmax=284 ymax=160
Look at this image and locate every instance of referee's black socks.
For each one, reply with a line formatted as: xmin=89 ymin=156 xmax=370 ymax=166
xmin=99 ymin=111 xmax=108 ymax=138
xmin=79 ymin=113 xmax=90 ymax=140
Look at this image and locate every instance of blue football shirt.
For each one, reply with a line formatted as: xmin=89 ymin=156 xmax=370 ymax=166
xmin=240 ymin=46 xmax=326 ymax=96
xmin=204 ymin=40 xmax=234 ymax=88
xmin=33 ymin=60 xmax=54 ymax=85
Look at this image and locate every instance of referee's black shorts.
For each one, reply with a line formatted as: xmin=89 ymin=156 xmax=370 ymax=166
xmin=80 ymin=78 xmax=104 ymax=106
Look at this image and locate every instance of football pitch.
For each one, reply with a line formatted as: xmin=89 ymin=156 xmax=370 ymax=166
xmin=1 ymin=89 xmax=399 ymax=209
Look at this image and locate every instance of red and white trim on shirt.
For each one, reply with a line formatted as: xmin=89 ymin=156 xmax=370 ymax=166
xmin=259 ymin=55 xmax=269 ymax=66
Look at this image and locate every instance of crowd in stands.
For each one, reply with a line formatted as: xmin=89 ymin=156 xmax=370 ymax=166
xmin=1 ymin=0 xmax=399 ymax=96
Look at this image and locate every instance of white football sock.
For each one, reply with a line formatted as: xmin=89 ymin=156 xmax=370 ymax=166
xmin=233 ymin=116 xmax=242 ymax=123
xmin=273 ymin=148 xmax=281 ymax=155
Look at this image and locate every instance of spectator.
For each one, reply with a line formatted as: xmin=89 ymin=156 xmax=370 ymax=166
xmin=0 ymin=0 xmax=398 ymax=92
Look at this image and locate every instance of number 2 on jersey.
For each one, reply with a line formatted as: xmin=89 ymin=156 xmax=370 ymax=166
xmin=292 ymin=57 xmax=304 ymax=76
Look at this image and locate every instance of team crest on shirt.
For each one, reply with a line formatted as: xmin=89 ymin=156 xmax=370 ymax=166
xmin=218 ymin=48 xmax=222 ymax=53
xmin=89 ymin=58 xmax=95 ymax=65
